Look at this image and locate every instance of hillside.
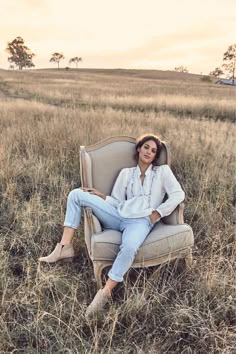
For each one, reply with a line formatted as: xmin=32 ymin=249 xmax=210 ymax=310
xmin=0 ymin=69 xmax=235 ymax=353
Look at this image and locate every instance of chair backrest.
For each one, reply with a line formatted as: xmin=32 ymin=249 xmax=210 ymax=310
xmin=80 ymin=136 xmax=170 ymax=195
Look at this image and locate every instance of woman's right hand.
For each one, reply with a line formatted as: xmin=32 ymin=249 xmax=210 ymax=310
xmin=149 ymin=210 xmax=161 ymax=224
xmin=80 ymin=187 xmax=106 ymax=200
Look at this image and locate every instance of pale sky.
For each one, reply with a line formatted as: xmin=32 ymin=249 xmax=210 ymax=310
xmin=1 ymin=0 xmax=235 ymax=74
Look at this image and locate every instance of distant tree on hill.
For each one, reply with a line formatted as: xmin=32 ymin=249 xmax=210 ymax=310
xmin=222 ymin=44 xmax=236 ymax=84
xmin=69 ymin=56 xmax=82 ymax=68
xmin=174 ymin=66 xmax=188 ymax=73
xmin=5 ymin=36 xmax=35 ymax=70
xmin=200 ymin=75 xmax=212 ymax=83
xmin=209 ymin=67 xmax=224 ymax=78
xmin=50 ymin=52 xmax=65 ymax=69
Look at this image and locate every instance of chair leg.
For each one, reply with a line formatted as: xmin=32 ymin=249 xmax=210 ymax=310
xmin=185 ymin=248 xmax=193 ymax=269
xmin=93 ymin=261 xmax=104 ymax=289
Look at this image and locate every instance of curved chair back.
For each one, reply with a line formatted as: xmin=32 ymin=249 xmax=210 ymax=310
xmin=80 ymin=136 xmax=170 ymax=195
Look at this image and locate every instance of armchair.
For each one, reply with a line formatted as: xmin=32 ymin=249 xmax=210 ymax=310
xmin=80 ymin=136 xmax=194 ymax=288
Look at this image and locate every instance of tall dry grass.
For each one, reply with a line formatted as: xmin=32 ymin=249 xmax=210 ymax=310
xmin=0 ymin=69 xmax=235 ymax=353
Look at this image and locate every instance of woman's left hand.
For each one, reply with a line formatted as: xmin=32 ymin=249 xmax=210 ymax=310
xmin=149 ymin=210 xmax=161 ymax=224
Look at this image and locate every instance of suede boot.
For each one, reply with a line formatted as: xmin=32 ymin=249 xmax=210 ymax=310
xmin=38 ymin=243 xmax=74 ymax=263
xmin=85 ymin=289 xmax=111 ymax=319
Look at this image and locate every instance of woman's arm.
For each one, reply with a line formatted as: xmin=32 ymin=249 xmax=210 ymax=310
xmin=80 ymin=187 xmax=106 ymax=199
xmin=155 ymin=165 xmax=185 ymax=218
xmin=105 ymin=168 xmax=129 ymax=207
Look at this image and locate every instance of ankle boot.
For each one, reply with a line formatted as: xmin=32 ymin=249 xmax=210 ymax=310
xmin=38 ymin=243 xmax=74 ymax=263
xmin=85 ymin=289 xmax=111 ymax=319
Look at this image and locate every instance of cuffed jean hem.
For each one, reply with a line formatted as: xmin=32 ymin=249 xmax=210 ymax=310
xmin=108 ymin=271 xmax=123 ymax=283
xmin=63 ymin=223 xmax=78 ymax=230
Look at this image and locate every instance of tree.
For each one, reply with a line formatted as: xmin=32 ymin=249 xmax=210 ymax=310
xmin=69 ymin=56 xmax=82 ymax=68
xmin=200 ymin=75 xmax=212 ymax=83
xmin=222 ymin=44 xmax=236 ymax=84
xmin=174 ymin=66 xmax=188 ymax=73
xmin=209 ymin=67 xmax=224 ymax=78
xmin=5 ymin=36 xmax=35 ymax=70
xmin=50 ymin=52 xmax=65 ymax=69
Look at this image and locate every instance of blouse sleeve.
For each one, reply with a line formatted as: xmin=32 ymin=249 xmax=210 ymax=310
xmin=105 ymin=168 xmax=129 ymax=207
xmin=156 ymin=165 xmax=185 ymax=217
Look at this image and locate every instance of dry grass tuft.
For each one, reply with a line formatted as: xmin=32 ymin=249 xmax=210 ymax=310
xmin=0 ymin=69 xmax=235 ymax=353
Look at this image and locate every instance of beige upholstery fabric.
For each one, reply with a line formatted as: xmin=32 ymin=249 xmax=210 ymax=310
xmin=162 ymin=204 xmax=184 ymax=225
xmin=84 ymin=211 xmax=102 ymax=253
xmin=91 ymin=222 xmax=194 ymax=262
xmin=85 ymin=141 xmax=136 ymax=195
xmin=92 ymin=215 xmax=102 ymax=233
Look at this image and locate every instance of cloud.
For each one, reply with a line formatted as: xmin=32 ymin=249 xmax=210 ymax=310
xmin=11 ymin=0 xmax=48 ymax=11
xmin=78 ymin=21 xmax=233 ymax=72
xmin=124 ymin=22 xmax=226 ymax=58
xmin=1 ymin=0 xmax=49 ymax=23
xmin=88 ymin=21 xmax=231 ymax=67
xmin=1 ymin=23 xmax=95 ymax=43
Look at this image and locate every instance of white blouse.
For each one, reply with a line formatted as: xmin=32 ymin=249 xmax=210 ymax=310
xmin=105 ymin=164 xmax=185 ymax=219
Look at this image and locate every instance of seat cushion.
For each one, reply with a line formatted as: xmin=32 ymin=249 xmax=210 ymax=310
xmin=91 ymin=222 xmax=194 ymax=262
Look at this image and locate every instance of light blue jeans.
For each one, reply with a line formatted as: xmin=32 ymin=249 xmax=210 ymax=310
xmin=64 ymin=188 xmax=154 ymax=282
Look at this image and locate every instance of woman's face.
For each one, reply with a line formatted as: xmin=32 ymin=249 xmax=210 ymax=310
xmin=137 ymin=139 xmax=157 ymax=165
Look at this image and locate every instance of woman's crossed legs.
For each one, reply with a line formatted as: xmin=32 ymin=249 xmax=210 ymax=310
xmin=39 ymin=188 xmax=152 ymax=316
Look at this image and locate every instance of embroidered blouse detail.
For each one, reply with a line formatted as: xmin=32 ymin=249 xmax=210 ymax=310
xmin=105 ymin=164 xmax=185 ymax=219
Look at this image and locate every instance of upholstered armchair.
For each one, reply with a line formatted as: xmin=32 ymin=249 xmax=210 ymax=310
xmin=80 ymin=136 xmax=194 ymax=289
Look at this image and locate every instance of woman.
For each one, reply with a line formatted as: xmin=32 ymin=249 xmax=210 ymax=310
xmin=39 ymin=134 xmax=185 ymax=318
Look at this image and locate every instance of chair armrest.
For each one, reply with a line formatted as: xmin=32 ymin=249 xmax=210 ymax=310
xmin=84 ymin=207 xmax=102 ymax=234
xmin=162 ymin=202 xmax=185 ymax=225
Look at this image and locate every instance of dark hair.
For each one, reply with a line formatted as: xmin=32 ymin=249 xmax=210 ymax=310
xmin=135 ymin=134 xmax=162 ymax=166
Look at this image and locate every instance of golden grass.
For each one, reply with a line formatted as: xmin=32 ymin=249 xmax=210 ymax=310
xmin=0 ymin=68 xmax=235 ymax=353
xmin=1 ymin=69 xmax=235 ymax=122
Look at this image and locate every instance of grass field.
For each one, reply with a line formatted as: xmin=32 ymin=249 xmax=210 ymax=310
xmin=0 ymin=68 xmax=235 ymax=353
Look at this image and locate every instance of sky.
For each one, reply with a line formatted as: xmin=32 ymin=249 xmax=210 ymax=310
xmin=0 ymin=0 xmax=235 ymax=74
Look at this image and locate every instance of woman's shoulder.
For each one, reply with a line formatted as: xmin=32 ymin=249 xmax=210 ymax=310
xmin=153 ymin=164 xmax=172 ymax=174
xmin=119 ymin=167 xmax=135 ymax=177
xmin=120 ymin=166 xmax=135 ymax=172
